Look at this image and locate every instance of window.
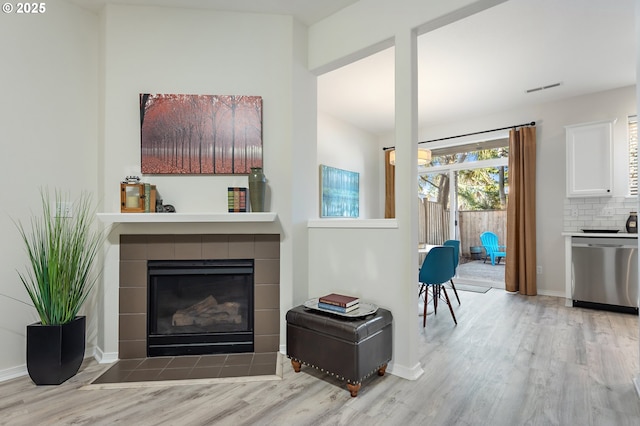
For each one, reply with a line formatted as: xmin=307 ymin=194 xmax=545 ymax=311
xmin=420 ymin=139 xmax=509 ymax=210
xmin=629 ymin=115 xmax=638 ymax=196
xmin=427 ymin=138 xmax=509 ymax=166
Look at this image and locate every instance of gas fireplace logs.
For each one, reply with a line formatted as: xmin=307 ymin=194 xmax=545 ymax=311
xmin=172 ymin=295 xmax=241 ymax=327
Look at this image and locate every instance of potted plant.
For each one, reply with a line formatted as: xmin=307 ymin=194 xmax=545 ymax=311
xmin=15 ymin=189 xmax=103 ymax=385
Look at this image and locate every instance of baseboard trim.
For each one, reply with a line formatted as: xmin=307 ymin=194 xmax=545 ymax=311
xmin=93 ymin=346 xmax=118 ymax=364
xmin=0 ymin=364 xmax=27 ymax=383
xmin=536 ymin=289 xmax=566 ymax=298
xmin=1 ymin=348 xmax=117 ymax=383
xmin=387 ymin=361 xmax=424 ymax=381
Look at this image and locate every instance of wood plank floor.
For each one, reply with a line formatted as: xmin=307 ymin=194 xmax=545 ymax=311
xmin=1 ymin=289 xmax=639 ymax=425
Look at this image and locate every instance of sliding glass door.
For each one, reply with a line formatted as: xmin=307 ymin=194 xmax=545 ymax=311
xmin=419 ymin=139 xmax=508 ymax=285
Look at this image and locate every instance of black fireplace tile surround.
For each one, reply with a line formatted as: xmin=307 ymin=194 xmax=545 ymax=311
xmin=118 ymin=234 xmax=280 ymax=360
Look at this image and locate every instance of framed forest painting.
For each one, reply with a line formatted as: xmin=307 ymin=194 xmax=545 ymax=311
xmin=140 ymin=93 xmax=263 ymax=174
xmin=320 ymin=165 xmax=359 ymax=218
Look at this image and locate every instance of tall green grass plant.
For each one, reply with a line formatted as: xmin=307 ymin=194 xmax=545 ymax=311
xmin=16 ymin=189 xmax=103 ymax=325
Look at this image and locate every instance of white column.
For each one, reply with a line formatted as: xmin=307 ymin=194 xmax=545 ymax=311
xmin=634 ymin=0 xmax=640 ymax=400
xmin=391 ymin=27 xmax=424 ymax=379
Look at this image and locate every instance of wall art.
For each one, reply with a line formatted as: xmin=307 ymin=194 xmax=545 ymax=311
xmin=320 ymin=165 xmax=359 ymax=218
xmin=140 ymin=94 xmax=262 ymax=174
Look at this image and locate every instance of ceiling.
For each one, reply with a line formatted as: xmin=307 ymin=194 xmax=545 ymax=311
xmin=318 ymin=0 xmax=637 ymax=135
xmin=69 ymin=0 xmax=359 ymax=26
xmin=69 ymin=0 xmax=636 ymax=136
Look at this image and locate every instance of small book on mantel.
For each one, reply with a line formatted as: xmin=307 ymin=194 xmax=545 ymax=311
xmin=317 ymin=302 xmax=359 ymax=313
xmin=227 ymin=187 xmax=247 ymax=212
xmin=318 ymin=293 xmax=359 ymax=308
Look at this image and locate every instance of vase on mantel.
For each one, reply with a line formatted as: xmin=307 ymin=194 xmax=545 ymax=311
xmin=248 ymin=167 xmax=266 ymax=212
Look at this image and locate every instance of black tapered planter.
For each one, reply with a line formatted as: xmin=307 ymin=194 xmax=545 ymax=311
xmin=26 ymin=316 xmax=86 ymax=385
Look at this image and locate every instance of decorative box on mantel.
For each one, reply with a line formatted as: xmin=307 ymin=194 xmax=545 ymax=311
xmin=120 ymin=183 xmax=145 ymax=213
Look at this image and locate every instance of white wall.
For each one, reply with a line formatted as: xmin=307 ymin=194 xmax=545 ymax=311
xmin=101 ymin=5 xmax=296 ymax=214
xmin=0 ymin=3 xmax=99 ymax=378
xmin=318 ymin=112 xmax=382 ymax=218
xmin=98 ymin=5 xmax=305 ymax=356
xmin=421 ymin=85 xmax=637 ymax=297
xmin=0 ymin=0 xmax=483 ymax=382
xmin=308 ymin=0 xmax=506 ymax=379
xmin=308 ymin=0 xmax=508 ymax=74
xmin=2 ymin=0 xmax=634 ymax=385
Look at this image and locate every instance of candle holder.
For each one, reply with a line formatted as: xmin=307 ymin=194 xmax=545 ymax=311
xmin=120 ymin=181 xmax=145 ymax=213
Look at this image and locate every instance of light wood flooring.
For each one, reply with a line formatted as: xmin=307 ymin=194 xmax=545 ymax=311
xmin=1 ymin=289 xmax=639 ymax=425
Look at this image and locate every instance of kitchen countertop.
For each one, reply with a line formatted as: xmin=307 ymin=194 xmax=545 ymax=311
xmin=562 ymin=232 xmax=638 ymax=238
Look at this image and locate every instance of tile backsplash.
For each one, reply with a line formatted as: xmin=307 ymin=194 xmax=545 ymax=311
xmin=564 ymin=197 xmax=639 ymax=232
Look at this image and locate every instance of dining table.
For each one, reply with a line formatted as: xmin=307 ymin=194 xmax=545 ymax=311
xmin=418 ymin=244 xmax=438 ymax=265
xmin=418 ymin=244 xmax=438 ymax=254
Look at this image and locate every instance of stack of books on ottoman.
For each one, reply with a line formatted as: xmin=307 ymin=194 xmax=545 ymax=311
xmin=317 ymin=293 xmax=360 ymax=313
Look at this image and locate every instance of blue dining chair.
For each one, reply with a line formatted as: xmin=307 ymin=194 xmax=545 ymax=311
xmin=418 ymin=245 xmax=457 ymax=327
xmin=442 ymin=240 xmax=461 ymax=305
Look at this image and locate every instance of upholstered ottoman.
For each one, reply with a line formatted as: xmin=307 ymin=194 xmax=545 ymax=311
xmin=286 ymin=304 xmax=393 ymax=397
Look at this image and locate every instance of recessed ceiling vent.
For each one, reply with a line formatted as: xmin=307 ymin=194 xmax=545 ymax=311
xmin=525 ymin=82 xmax=561 ymax=93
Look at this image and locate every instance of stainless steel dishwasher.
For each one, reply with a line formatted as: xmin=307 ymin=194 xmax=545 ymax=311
xmin=571 ymin=236 xmax=638 ymax=313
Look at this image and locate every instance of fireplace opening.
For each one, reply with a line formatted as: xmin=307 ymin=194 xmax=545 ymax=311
xmin=147 ymin=259 xmax=254 ymax=357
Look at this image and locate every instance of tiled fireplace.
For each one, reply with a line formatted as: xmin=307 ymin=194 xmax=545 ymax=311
xmin=118 ymin=234 xmax=280 ymax=359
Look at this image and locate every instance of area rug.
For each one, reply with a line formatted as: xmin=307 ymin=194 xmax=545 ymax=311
xmin=455 ymin=284 xmax=491 ymax=293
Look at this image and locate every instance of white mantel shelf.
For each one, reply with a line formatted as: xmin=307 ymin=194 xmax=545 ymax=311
xmin=97 ymin=212 xmax=277 ymax=224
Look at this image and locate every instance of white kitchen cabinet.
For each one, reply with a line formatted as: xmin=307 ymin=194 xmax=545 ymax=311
xmin=565 ymin=119 xmax=615 ymax=197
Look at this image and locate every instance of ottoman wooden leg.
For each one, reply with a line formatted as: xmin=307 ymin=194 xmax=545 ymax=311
xmin=291 ymin=359 xmax=301 ymax=373
xmin=347 ymin=383 xmax=361 ymax=397
xmin=378 ymin=364 xmax=387 ymax=376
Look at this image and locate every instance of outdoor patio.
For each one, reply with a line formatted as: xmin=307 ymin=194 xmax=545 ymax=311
xmin=456 ymin=257 xmax=505 ymax=284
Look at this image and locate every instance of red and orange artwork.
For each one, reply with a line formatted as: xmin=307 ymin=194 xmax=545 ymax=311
xmin=140 ymin=93 xmax=263 ymax=174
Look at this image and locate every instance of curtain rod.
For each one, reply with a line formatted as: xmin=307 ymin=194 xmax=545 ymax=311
xmin=382 ymin=121 xmax=535 ymax=151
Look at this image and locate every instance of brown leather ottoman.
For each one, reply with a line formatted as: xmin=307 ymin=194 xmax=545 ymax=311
xmin=286 ymin=305 xmax=392 ymax=397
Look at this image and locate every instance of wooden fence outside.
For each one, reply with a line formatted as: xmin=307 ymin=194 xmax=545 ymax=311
xmin=419 ymin=200 xmax=506 ymax=256
xmin=458 ymin=209 xmax=506 ymax=256
xmin=418 ymin=199 xmax=450 ymax=245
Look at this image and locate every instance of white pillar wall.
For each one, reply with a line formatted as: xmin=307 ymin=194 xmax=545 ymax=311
xmin=634 ymin=0 xmax=640 ymax=400
xmin=306 ymin=0 xmax=507 ymax=380
xmin=393 ymin=28 xmax=423 ymax=378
